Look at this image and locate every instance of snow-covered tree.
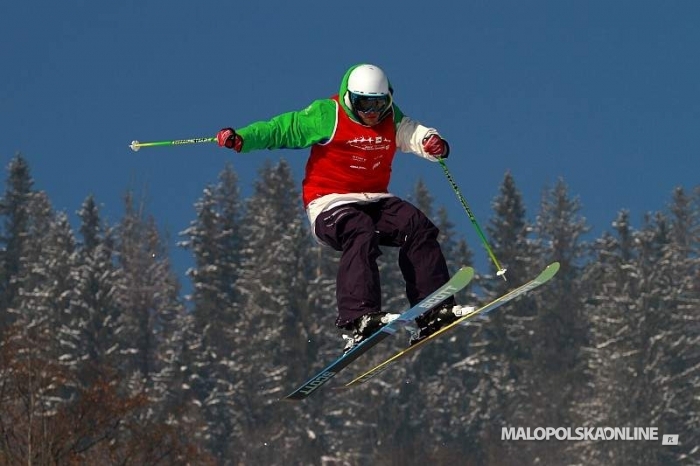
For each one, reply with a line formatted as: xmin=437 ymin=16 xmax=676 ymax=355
xmin=0 ymin=188 xmax=79 ymax=462
xmin=61 ymin=195 xmax=124 ymax=386
xmin=465 ymin=172 xmax=542 ymax=464
xmin=178 ymin=163 xmax=245 ymax=457
xmin=114 ymin=191 xmax=190 ymax=416
xmin=527 ymin=179 xmax=592 ymax=464
xmin=576 ymin=194 xmax=700 ymax=465
xmin=229 ymin=159 xmax=315 ymax=463
xmin=0 ymin=155 xmax=34 ymax=335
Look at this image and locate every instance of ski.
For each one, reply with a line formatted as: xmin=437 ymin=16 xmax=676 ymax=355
xmin=283 ymin=266 xmax=475 ymax=401
xmin=342 ymin=262 xmax=560 ymax=388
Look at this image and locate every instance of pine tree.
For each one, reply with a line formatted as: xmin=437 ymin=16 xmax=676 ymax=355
xmin=231 ymin=159 xmax=317 ymax=464
xmin=10 ymin=191 xmax=73 ymax=344
xmin=469 ymin=172 xmax=542 ymax=464
xmin=114 ymin=191 xmax=190 ymax=413
xmin=0 ymin=162 xmax=206 ymax=463
xmin=0 ymin=155 xmax=35 ymax=335
xmin=577 ymin=196 xmax=700 ymax=465
xmin=0 ymin=188 xmax=80 ymax=462
xmin=181 ymin=163 xmax=241 ymax=336
xmin=645 ymin=188 xmax=699 ymax=464
xmin=62 ymin=195 xmax=124 ymax=386
xmin=178 ymin=163 xmax=245 ymax=457
xmin=12 ymin=191 xmax=77 ymax=378
xmin=529 ymin=178 xmax=591 ymax=464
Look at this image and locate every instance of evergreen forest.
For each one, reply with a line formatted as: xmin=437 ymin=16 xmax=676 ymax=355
xmin=0 ymin=154 xmax=698 ymax=466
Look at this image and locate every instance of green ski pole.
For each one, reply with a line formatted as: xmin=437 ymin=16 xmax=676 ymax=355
xmin=129 ymin=136 xmax=217 ymax=152
xmin=438 ymin=158 xmax=507 ymax=280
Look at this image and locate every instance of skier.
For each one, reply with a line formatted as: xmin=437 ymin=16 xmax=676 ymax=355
xmin=217 ymin=63 xmax=463 ymax=352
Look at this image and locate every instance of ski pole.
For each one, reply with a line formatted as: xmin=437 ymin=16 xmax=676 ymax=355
xmin=129 ymin=136 xmax=216 ymax=152
xmin=437 ymin=158 xmax=507 ymax=280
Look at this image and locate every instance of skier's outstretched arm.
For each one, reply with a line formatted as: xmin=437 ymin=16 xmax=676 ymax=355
xmin=216 ymin=99 xmax=337 ymax=153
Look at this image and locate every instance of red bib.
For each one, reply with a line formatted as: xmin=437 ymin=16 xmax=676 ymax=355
xmin=302 ymin=95 xmax=397 ymax=206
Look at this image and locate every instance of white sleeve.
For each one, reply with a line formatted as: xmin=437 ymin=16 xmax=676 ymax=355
xmin=395 ymin=116 xmax=441 ymax=162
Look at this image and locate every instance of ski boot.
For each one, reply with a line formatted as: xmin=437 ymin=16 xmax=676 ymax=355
xmin=409 ymin=303 xmax=474 ymax=345
xmin=342 ymin=312 xmax=400 ymax=354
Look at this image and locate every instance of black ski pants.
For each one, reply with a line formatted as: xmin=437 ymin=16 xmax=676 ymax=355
xmin=314 ymin=197 xmax=454 ymax=327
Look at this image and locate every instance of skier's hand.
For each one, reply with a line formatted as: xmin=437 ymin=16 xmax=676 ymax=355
xmin=217 ymin=128 xmax=243 ymax=152
xmin=422 ymin=134 xmax=450 ymax=159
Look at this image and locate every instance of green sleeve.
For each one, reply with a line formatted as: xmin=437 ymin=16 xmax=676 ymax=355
xmin=236 ymin=99 xmax=337 ymax=153
xmin=392 ymin=103 xmax=405 ymax=128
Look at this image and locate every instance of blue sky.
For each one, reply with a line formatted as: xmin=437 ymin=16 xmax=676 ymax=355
xmin=2 ymin=1 xmax=698 ymax=283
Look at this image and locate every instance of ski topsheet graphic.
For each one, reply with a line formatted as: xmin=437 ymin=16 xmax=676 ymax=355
xmin=283 ymin=266 xmax=475 ymax=401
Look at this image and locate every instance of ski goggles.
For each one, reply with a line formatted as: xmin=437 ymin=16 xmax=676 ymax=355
xmin=350 ymin=93 xmax=390 ymax=114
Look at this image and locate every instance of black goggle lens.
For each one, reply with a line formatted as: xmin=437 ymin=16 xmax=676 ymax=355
xmin=351 ymin=94 xmax=389 ymax=114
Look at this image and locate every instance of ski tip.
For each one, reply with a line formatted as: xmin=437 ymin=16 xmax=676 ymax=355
xmin=455 ymin=266 xmax=475 ymax=284
xmin=539 ymin=262 xmax=561 ymax=280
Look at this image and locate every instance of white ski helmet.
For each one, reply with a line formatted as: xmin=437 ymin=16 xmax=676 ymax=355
xmin=344 ymin=64 xmax=393 ymax=119
xmin=347 ymin=64 xmax=390 ymax=97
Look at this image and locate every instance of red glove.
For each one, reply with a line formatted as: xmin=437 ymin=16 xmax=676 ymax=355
xmin=422 ymin=134 xmax=450 ymax=158
xmin=217 ymin=128 xmax=243 ymax=152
